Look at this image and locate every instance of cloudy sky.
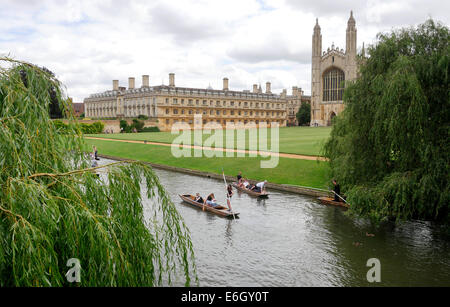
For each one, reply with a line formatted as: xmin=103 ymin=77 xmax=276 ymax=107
xmin=1 ymin=0 xmax=448 ymax=101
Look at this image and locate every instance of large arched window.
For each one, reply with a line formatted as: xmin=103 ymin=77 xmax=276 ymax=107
xmin=323 ymin=68 xmax=345 ymax=101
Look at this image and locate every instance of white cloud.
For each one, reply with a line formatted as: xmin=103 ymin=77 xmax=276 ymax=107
xmin=0 ymin=0 xmax=448 ymax=100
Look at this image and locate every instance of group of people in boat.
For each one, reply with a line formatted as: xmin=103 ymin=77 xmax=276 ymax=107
xmin=236 ymin=171 xmax=267 ymax=194
xmin=194 ymin=183 xmax=234 ymax=210
xmin=191 ymin=170 xmax=269 ymax=212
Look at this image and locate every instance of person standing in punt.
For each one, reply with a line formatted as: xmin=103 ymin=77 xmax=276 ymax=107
xmin=226 ymin=184 xmax=234 ymax=211
xmin=93 ymin=145 xmax=99 ymax=160
xmin=332 ymin=179 xmax=341 ymax=202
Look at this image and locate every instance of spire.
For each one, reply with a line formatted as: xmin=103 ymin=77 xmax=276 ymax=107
xmin=346 ymin=10 xmax=357 ymax=54
xmin=347 ymin=10 xmax=356 ymax=28
xmin=361 ymin=42 xmax=365 ymax=57
xmin=314 ymin=18 xmax=321 ymax=33
xmin=312 ymin=17 xmax=322 ymax=57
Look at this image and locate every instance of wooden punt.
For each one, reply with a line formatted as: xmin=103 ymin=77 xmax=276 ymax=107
xmin=178 ymin=194 xmax=240 ymax=218
xmin=318 ymin=197 xmax=350 ymax=208
xmin=232 ymin=182 xmax=269 ymax=197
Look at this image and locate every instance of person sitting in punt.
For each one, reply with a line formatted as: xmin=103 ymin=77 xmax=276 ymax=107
xmin=237 ymin=177 xmax=245 ymax=188
xmin=243 ymin=179 xmax=250 ymax=189
xmin=237 ymin=171 xmax=242 ymax=182
xmin=205 ymin=193 xmax=219 ymax=208
xmin=194 ymin=193 xmax=204 ymax=204
xmin=252 ymin=180 xmax=267 ymax=193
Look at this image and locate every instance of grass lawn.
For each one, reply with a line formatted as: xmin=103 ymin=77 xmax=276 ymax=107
xmin=84 ymin=138 xmax=331 ymax=189
xmin=87 ymin=126 xmax=331 ymax=157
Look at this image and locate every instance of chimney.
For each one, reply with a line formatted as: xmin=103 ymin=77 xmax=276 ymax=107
xmin=113 ymin=80 xmax=119 ymax=91
xmin=128 ymin=77 xmax=135 ymax=90
xmin=142 ymin=75 xmax=149 ymax=87
xmin=281 ymin=89 xmax=287 ymax=98
xmin=253 ymin=84 xmax=258 ymax=93
xmin=169 ymin=73 xmax=175 ymax=87
xmin=223 ymin=78 xmax=229 ymax=91
xmin=292 ymin=86 xmax=298 ymax=97
xmin=266 ymin=82 xmax=271 ymax=94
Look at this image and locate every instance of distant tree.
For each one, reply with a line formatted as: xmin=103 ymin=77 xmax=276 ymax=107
xmin=131 ymin=119 xmax=145 ymax=132
xmin=120 ymin=119 xmax=128 ymax=133
xmin=323 ymin=20 xmax=450 ymax=223
xmin=296 ymin=103 xmax=311 ymax=126
xmin=19 ymin=65 xmax=63 ymax=118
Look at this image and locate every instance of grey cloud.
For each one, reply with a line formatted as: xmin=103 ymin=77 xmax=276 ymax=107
xmin=286 ymin=0 xmax=449 ymax=28
xmin=228 ymin=44 xmax=310 ymax=64
xmin=285 ymin=0 xmax=363 ymax=17
xmin=148 ymin=3 xmax=226 ymax=44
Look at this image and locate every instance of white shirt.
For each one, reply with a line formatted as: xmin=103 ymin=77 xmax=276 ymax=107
xmin=256 ymin=182 xmax=265 ymax=189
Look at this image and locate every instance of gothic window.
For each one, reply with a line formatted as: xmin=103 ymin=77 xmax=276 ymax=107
xmin=323 ymin=68 xmax=345 ymax=101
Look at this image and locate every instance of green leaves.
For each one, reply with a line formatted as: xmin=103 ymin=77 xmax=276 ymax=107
xmin=0 ymin=58 xmax=196 ymax=286
xmin=296 ymin=103 xmax=311 ymax=126
xmin=323 ymin=20 xmax=450 ymax=223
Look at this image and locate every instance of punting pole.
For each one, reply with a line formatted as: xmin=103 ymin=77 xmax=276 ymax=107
xmin=330 ymin=190 xmax=349 ymax=204
xmin=222 ymin=168 xmax=236 ymax=220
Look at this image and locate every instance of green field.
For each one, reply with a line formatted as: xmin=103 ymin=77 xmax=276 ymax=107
xmin=88 ymin=126 xmax=331 ymax=157
xmin=84 ymin=138 xmax=331 ymax=189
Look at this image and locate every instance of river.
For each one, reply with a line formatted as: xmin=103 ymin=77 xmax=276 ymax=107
xmin=101 ymin=158 xmax=450 ymax=286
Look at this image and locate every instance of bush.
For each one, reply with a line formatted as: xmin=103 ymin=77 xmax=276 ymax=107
xmin=53 ymin=120 xmax=69 ymax=134
xmin=80 ymin=121 xmax=104 ymax=134
xmin=141 ymin=126 xmax=160 ymax=132
xmin=137 ymin=115 xmax=149 ymax=120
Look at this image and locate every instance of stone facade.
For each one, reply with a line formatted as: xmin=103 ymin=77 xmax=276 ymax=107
xmin=84 ymin=74 xmax=311 ymax=131
xmin=311 ymin=11 xmax=358 ymax=126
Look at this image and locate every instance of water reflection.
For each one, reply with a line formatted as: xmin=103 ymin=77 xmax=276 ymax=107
xmin=99 ymin=158 xmax=450 ymax=287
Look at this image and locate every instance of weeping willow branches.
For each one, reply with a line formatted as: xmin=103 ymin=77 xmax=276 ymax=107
xmin=0 ymin=57 xmax=197 ymax=286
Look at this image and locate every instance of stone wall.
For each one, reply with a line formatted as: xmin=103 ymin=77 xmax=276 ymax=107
xmin=59 ymin=118 xmax=159 ymax=133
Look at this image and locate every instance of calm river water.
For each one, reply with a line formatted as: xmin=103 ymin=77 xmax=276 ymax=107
xmin=102 ymin=158 xmax=450 ymax=287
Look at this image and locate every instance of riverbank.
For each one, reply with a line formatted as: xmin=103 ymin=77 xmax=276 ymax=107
xmin=85 ymin=138 xmax=331 ymax=190
xmin=98 ymin=153 xmax=331 ymax=198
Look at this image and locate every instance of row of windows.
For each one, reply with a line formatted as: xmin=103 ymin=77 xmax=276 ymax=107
xmin=165 ymin=108 xmax=285 ymax=117
xmin=166 ymin=119 xmax=286 ymax=125
xmin=165 ymin=98 xmax=286 ymax=109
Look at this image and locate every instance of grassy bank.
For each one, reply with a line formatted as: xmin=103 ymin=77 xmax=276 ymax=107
xmin=85 ymin=138 xmax=331 ymax=189
xmin=87 ymin=126 xmax=331 ymax=156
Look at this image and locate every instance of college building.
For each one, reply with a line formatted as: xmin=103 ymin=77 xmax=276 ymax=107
xmin=310 ymin=11 xmax=359 ymax=126
xmin=84 ymin=73 xmax=310 ymax=131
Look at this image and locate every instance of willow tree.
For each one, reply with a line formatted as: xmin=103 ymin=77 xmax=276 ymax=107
xmin=0 ymin=58 xmax=196 ymax=286
xmin=323 ymin=20 xmax=449 ymax=223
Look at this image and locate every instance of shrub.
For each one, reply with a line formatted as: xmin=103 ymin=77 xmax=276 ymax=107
xmin=141 ymin=126 xmax=160 ymax=132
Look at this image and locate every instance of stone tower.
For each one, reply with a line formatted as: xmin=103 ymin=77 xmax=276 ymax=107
xmin=310 ymin=11 xmax=358 ymax=126
xmin=311 ymin=18 xmax=322 ymax=127
xmin=345 ymin=11 xmax=357 ymax=82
